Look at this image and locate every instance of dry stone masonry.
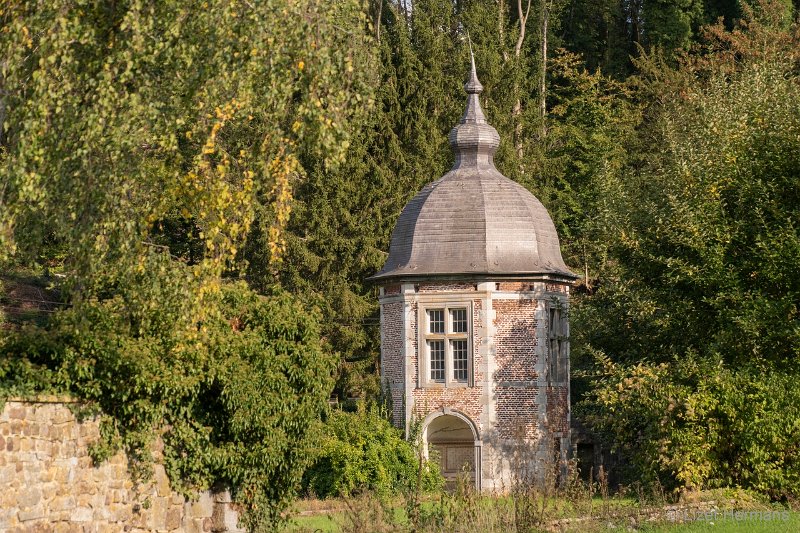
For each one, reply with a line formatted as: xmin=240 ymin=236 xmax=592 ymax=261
xmin=0 ymin=398 xmax=243 ymax=532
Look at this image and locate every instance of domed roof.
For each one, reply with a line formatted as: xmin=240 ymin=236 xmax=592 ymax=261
xmin=370 ymin=52 xmax=575 ymax=282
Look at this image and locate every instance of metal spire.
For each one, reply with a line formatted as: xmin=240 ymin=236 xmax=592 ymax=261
xmin=449 ymin=35 xmax=499 ymax=168
xmin=460 ymin=33 xmax=487 ymax=125
xmin=465 ymin=34 xmax=483 ymax=95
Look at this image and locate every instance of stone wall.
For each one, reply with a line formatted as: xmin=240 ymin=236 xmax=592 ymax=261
xmin=0 ymin=398 xmax=243 ymax=533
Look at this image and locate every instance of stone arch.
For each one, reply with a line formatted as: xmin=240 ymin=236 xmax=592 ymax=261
xmin=422 ymin=408 xmax=482 ymax=489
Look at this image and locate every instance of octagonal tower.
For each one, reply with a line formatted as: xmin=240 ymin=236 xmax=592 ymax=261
xmin=369 ymin=53 xmax=577 ymax=490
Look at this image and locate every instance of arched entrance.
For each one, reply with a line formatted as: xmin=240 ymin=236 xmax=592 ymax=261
xmin=423 ymin=410 xmax=480 ymax=489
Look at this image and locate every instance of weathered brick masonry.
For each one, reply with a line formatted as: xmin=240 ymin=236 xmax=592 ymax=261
xmin=418 ymin=283 xmax=476 ymax=293
xmin=493 ymin=299 xmax=540 ymax=440
xmin=380 ymin=301 xmax=405 ymax=426
xmin=384 ymin=284 xmax=401 ymax=296
xmin=546 ymin=386 xmax=569 ymax=434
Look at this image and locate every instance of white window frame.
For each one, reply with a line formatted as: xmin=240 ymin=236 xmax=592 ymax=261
xmin=420 ymin=303 xmax=473 ymax=388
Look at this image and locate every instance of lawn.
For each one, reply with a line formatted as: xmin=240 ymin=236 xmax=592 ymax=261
xmin=289 ymin=513 xmax=339 ymax=532
xmin=287 ymin=499 xmax=798 ymax=533
xmin=631 ymin=510 xmax=800 ymax=533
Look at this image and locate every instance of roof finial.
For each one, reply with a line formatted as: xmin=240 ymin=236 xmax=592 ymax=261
xmin=459 ymin=33 xmax=486 ymax=125
xmin=465 ymin=32 xmax=483 ymax=94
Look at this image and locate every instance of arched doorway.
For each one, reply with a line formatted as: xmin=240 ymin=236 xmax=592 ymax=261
xmin=423 ymin=411 xmax=480 ymax=488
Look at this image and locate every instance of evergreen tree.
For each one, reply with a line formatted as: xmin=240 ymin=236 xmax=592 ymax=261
xmin=576 ymin=4 xmax=800 ymax=495
xmin=265 ymin=0 xmax=555 ymax=398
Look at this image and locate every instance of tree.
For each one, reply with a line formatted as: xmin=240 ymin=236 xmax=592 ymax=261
xmin=588 ymin=2 xmax=800 ymax=369
xmin=0 ymin=0 xmax=375 ymax=527
xmin=576 ymin=4 xmax=800 ymax=495
xmin=264 ymin=0 xmax=640 ymax=402
xmin=302 ymin=403 xmax=442 ymax=498
xmin=268 ymin=0 xmax=549 ymax=398
xmin=1 ymin=0 xmax=373 ymax=286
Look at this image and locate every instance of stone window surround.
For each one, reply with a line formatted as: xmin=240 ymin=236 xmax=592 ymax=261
xmin=417 ymin=297 xmax=474 ymax=388
xmin=547 ymin=299 xmax=569 ymax=384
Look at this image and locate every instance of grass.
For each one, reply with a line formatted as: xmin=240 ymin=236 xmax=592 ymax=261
xmin=630 ymin=510 xmax=800 ymax=532
xmin=289 ymin=513 xmax=339 ymax=532
xmin=286 ymin=496 xmax=798 ymax=533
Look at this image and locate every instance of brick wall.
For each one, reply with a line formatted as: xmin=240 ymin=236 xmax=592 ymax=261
xmin=495 ymin=282 xmax=534 ymax=292
xmin=378 ymin=281 xmax=572 ymax=487
xmin=546 ymin=386 xmax=569 ymax=434
xmin=0 ymin=399 xmax=242 ymax=533
xmin=545 ymin=283 xmax=570 ymax=294
xmin=380 ymin=301 xmax=405 ymax=426
xmin=418 ymin=282 xmax=476 ymax=292
xmin=383 ymin=284 xmax=401 ymax=296
xmin=493 ymin=299 xmax=540 ymax=439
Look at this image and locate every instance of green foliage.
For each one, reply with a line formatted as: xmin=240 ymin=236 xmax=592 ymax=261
xmin=1 ymin=0 xmax=374 ymax=290
xmin=267 ymin=0 xmax=535 ymax=398
xmin=535 ymin=49 xmax=640 ymax=285
xmin=0 ymin=343 xmax=58 ymax=399
xmin=267 ymin=0 xmax=639 ymax=398
xmin=302 ymin=403 xmax=442 ymax=499
xmin=597 ymin=14 xmax=800 ymax=368
xmin=643 ymin=0 xmax=707 ymax=52
xmin=0 ymin=279 xmax=335 ymax=529
xmin=0 ymin=1 xmax=374 ymax=528
xmin=583 ymin=355 xmax=800 ymax=498
xmin=576 ymin=6 xmax=800 ymax=497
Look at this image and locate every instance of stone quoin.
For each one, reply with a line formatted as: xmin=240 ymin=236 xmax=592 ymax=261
xmin=368 ymin=49 xmax=578 ymax=490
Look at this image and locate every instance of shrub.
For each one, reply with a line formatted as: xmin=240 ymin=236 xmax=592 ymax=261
xmin=582 ymin=354 xmax=800 ymax=499
xmin=303 ymin=403 xmax=442 ymax=498
xmin=0 ymin=279 xmax=334 ymax=530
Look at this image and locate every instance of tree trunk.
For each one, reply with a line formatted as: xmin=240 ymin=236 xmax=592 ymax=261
xmin=373 ymin=0 xmax=383 ymax=43
xmin=0 ymin=65 xmax=6 ymax=148
xmin=630 ymin=0 xmax=641 ymax=46
xmin=499 ymin=0 xmax=508 ymax=61
xmin=514 ymin=0 xmax=531 ymax=58
xmin=513 ymin=0 xmax=532 ymax=160
xmin=540 ymin=0 xmax=548 ymax=139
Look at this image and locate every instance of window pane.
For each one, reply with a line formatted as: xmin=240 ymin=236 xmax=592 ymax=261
xmin=452 ymin=339 xmax=468 ymax=382
xmin=450 ymin=308 xmax=467 ymax=333
xmin=428 ymin=309 xmax=444 ymax=334
xmin=429 ymin=340 xmax=445 ymax=382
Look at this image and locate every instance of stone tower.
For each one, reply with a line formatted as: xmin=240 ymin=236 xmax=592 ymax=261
xmin=369 ymin=54 xmax=577 ymax=490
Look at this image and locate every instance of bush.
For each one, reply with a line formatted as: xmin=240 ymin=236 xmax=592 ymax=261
xmin=0 ymin=278 xmax=334 ymax=530
xmin=582 ymin=354 xmax=800 ymax=499
xmin=303 ymin=403 xmax=442 ymax=498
